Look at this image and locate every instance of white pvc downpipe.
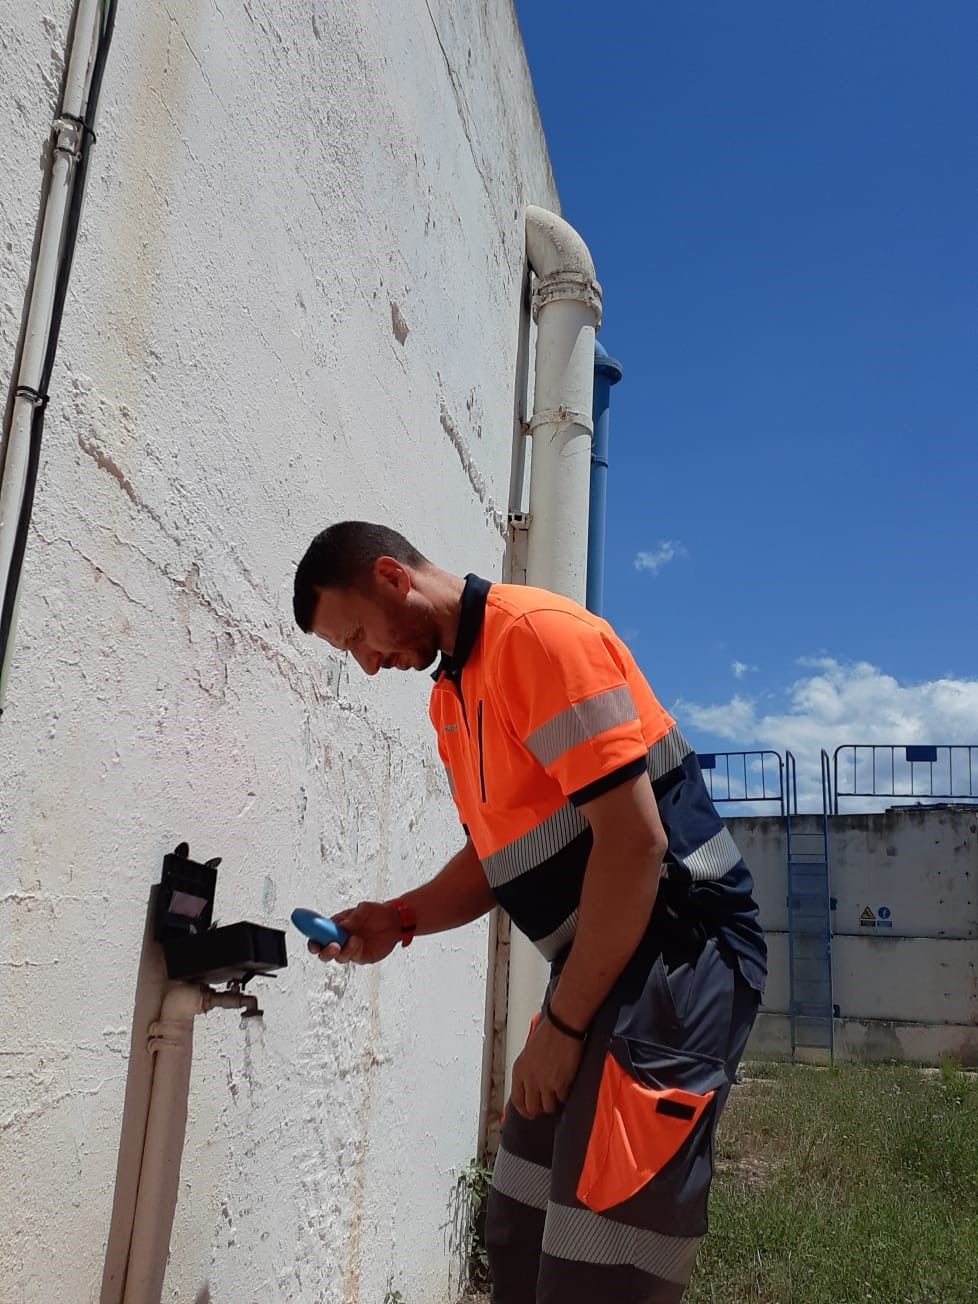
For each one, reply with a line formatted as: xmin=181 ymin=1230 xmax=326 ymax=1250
xmin=0 ymin=0 xmax=103 ymax=708
xmin=523 ymin=206 xmax=602 ymax=597
xmin=100 ymin=894 xmax=171 ymax=1303
xmin=104 ymin=982 xmax=258 ymax=1304
xmin=503 ymin=207 xmax=602 ymax=1093
xmin=121 ymin=983 xmax=206 ymax=1304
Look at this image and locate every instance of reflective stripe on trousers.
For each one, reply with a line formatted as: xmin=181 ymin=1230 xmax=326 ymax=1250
xmin=486 ymin=938 xmax=760 ymax=1304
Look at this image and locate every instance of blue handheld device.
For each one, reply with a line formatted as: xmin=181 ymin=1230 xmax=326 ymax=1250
xmin=291 ymin=908 xmax=349 ymax=948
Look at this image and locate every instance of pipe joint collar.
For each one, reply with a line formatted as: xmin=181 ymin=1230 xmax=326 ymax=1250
xmin=147 ymin=1020 xmax=193 ymax=1055
xmin=531 ymin=271 xmax=602 ymax=322
xmin=527 ymin=406 xmax=594 ymax=436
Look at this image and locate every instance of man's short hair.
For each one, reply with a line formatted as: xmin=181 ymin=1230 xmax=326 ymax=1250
xmin=293 ymin=521 xmax=428 ymax=632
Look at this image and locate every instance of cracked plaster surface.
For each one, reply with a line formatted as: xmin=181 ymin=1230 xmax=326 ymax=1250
xmin=0 ymin=1 xmax=556 ymax=1299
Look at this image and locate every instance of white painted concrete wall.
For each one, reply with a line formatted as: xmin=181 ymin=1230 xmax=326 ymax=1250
xmin=732 ymin=807 xmax=978 ymax=1065
xmin=0 ymin=3 xmax=556 ymax=1300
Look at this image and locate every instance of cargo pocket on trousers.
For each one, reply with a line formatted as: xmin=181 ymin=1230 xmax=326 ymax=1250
xmin=576 ymin=1037 xmax=727 ymax=1213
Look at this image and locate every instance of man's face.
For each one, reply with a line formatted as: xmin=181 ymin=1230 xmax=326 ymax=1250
xmin=309 ymin=563 xmax=441 ymax=676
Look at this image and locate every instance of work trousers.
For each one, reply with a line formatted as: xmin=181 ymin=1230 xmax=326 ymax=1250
xmin=486 ymin=934 xmax=759 ymax=1303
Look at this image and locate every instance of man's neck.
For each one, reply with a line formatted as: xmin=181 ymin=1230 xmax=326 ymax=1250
xmin=424 ymin=568 xmax=468 ymax=655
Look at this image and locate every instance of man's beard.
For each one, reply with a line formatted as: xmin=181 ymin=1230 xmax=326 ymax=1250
xmin=380 ymin=598 xmax=440 ymax=670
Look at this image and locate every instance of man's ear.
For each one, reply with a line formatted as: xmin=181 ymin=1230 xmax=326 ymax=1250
xmin=373 ymin=555 xmax=411 ymax=595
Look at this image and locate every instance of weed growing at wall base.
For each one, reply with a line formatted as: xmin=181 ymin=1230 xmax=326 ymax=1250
xmin=447 ymin=1157 xmax=494 ymax=1295
xmin=688 ymin=1060 xmax=978 ymax=1304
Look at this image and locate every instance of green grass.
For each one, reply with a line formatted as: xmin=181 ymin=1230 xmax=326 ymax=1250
xmin=687 ymin=1060 xmax=978 ymax=1304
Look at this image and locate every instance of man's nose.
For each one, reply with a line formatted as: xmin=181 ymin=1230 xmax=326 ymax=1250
xmin=352 ymin=648 xmax=381 ymax=676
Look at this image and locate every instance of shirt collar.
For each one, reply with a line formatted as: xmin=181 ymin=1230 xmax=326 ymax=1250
xmin=432 ymin=573 xmax=491 ymax=680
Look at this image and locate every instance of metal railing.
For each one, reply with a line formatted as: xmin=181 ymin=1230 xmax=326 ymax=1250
xmin=696 ymin=750 xmax=785 ymax=815
xmin=786 ymin=749 xmax=833 ymax=819
xmin=832 ymin=744 xmax=978 ymax=814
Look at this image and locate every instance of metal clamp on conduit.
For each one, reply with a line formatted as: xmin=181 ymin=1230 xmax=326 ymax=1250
xmin=51 ymin=113 xmax=87 ymax=160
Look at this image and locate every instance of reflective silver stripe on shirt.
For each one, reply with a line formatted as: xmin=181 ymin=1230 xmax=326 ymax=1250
xmin=681 ymin=826 xmax=742 ymax=881
xmin=491 ymin=1146 xmax=551 ymax=1211
xmin=534 ymin=909 xmax=579 ymax=962
xmin=483 ymin=802 xmax=588 ymax=889
xmin=647 ymin=724 xmax=695 ymax=782
xmin=542 ymin=1202 xmax=702 ymax=1286
xmin=524 ymin=684 xmax=638 ymax=769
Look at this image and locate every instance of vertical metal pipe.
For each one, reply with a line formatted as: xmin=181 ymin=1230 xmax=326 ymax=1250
xmin=586 ymin=341 xmax=622 ymax=615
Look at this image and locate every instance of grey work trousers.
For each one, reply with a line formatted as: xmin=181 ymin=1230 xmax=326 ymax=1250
xmin=486 ymin=935 xmax=760 ymax=1303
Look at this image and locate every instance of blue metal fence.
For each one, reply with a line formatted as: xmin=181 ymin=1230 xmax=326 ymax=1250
xmin=832 ymin=744 xmax=978 ymax=813
xmin=696 ymin=750 xmax=785 ymax=815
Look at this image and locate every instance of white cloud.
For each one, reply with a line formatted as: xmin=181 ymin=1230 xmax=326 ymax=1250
xmin=634 ymin=541 xmax=687 ymax=575
xmin=680 ymin=693 xmax=757 ymax=741
xmin=732 ymin=660 xmax=758 ymax=679
xmin=674 ymin=659 xmax=978 ymax=812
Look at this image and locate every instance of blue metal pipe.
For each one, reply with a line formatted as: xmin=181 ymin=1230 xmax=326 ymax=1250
xmin=586 ymin=340 xmax=623 ymax=615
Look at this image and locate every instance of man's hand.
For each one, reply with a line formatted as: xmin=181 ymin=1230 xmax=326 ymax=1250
xmin=510 ymin=1016 xmax=585 ymax=1118
xmin=309 ymin=901 xmax=401 ymax=965
xmin=306 ymin=840 xmax=495 ymax=971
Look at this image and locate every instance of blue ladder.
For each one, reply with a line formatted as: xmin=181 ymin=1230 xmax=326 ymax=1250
xmin=785 ymin=751 xmax=835 ymax=1061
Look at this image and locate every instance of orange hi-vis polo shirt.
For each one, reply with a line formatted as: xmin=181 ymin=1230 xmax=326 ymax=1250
xmin=429 ymin=576 xmax=766 ymax=990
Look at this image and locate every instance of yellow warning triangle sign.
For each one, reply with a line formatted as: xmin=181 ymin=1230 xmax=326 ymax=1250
xmin=860 ymin=907 xmax=875 ymax=921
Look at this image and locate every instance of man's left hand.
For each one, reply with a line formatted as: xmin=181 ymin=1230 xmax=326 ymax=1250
xmin=510 ymin=1015 xmax=585 ymax=1119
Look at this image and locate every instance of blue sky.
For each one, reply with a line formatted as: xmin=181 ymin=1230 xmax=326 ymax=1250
xmin=515 ymin=1 xmax=978 ymax=801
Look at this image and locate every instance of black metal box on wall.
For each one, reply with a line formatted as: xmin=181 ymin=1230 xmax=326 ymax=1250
xmin=155 ymin=843 xmax=287 ymax=985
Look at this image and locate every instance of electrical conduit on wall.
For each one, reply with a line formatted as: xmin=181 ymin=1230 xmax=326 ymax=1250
xmin=0 ymin=0 xmax=117 ymax=711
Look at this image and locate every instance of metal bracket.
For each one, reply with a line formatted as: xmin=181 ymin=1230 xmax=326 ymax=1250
xmin=52 ymin=114 xmax=85 ymax=162
xmin=506 ymin=513 xmax=529 ymax=586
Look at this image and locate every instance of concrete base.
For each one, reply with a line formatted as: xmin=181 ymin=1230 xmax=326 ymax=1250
xmin=747 ymin=1009 xmax=978 ymax=1067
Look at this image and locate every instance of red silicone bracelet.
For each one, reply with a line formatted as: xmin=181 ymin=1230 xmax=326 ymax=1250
xmin=388 ymin=898 xmax=417 ymax=947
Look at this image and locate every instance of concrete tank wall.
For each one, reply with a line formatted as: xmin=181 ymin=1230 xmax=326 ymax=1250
xmin=729 ymin=807 xmax=978 ymax=1066
xmin=0 ymin=2 xmax=556 ymax=1300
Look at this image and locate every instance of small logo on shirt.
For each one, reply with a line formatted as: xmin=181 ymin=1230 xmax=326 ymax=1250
xmin=443 ymin=723 xmax=458 ymax=734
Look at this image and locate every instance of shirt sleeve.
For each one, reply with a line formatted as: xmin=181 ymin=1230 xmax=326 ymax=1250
xmin=491 ymin=609 xmax=650 ymax=804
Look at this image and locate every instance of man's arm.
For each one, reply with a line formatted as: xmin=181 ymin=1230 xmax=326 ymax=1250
xmin=312 ymin=838 xmax=495 ymax=965
xmin=509 ymin=773 xmax=666 ymax=1118
xmin=548 ymin=773 xmax=667 ymax=1031
xmin=400 ymin=838 xmax=497 ymax=933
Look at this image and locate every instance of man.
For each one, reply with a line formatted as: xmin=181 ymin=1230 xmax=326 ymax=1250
xmin=293 ymin=520 xmax=765 ymax=1304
